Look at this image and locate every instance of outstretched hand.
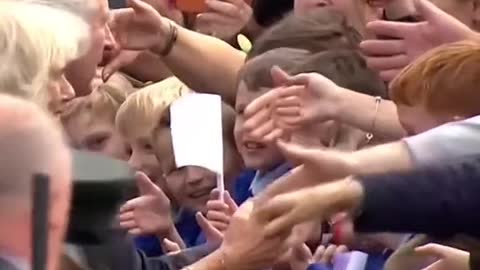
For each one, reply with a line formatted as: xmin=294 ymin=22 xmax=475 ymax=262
xmin=111 ymin=0 xmax=169 ymax=52
xmin=206 ymin=189 xmax=238 ymax=232
xmin=257 ymin=140 xmax=357 ymax=201
xmin=415 ymin=244 xmax=470 ymax=270
xmin=119 ymin=172 xmax=173 ymax=236
xmin=243 ymin=67 xmax=342 ymax=143
xmin=254 ymin=179 xmax=364 ymax=237
xmin=361 ymin=0 xmax=475 ymax=81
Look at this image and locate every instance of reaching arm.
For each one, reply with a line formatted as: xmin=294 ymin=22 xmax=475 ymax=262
xmin=354 ymin=154 xmax=480 ymax=238
xmin=335 ymin=89 xmax=406 ymax=140
xmin=152 ymin=24 xmax=246 ymax=106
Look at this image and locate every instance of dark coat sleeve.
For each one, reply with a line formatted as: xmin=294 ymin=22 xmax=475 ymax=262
xmin=354 ymin=155 xmax=480 ymax=239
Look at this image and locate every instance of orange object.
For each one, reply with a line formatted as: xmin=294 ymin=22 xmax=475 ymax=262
xmin=176 ymin=0 xmax=252 ymax=13
xmin=176 ymin=0 xmax=208 ymax=13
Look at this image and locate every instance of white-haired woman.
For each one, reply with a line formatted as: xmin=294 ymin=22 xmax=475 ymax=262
xmin=0 ymin=0 xmax=90 ymax=115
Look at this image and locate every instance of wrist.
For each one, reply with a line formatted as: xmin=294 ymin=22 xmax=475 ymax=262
xmin=152 ymin=18 xmax=176 ymax=56
xmin=322 ymin=177 xmax=364 ymax=218
xmin=333 ymin=87 xmax=354 ymax=122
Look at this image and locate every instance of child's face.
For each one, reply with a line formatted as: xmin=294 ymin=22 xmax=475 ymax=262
xmin=396 ymin=104 xmax=446 ymax=136
xmin=126 ymin=130 xmax=167 ymax=189
xmin=64 ymin=114 xmax=131 ymax=161
xmin=153 ymin=127 xmax=218 ymax=213
xmin=166 ymin=166 xmax=217 ymax=213
xmin=234 ymin=81 xmax=284 ymax=172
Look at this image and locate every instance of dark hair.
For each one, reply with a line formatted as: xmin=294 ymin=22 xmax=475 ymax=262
xmin=238 ymin=48 xmax=311 ymax=91
xmin=248 ymin=7 xmax=361 ymax=60
xmin=252 ymin=0 xmax=293 ymax=27
xmin=292 ymin=50 xmax=387 ymax=97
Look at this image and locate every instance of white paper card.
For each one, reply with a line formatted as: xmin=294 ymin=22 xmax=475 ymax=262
xmin=170 ymin=93 xmax=224 ymax=196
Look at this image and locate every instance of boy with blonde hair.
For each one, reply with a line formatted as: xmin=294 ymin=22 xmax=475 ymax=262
xmin=62 ymin=83 xmax=130 ymax=161
xmin=116 ymin=77 xmax=191 ymax=257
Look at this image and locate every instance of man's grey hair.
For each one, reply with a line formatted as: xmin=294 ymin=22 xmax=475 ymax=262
xmin=16 ymin=0 xmax=98 ymax=23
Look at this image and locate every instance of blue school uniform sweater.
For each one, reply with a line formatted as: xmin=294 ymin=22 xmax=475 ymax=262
xmin=135 ymin=170 xmax=258 ymax=257
xmin=134 ymin=209 xmax=204 ymax=257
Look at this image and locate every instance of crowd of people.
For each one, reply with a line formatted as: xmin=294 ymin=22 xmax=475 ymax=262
xmin=0 ymin=0 xmax=480 ymax=269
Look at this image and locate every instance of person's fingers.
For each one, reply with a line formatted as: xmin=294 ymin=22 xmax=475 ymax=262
xmin=243 ymin=106 xmax=272 ymax=131
xmin=208 ymin=221 xmax=229 ymax=232
xmin=128 ymin=228 xmax=143 ymax=235
xmin=224 ymin=191 xmax=238 ymax=213
xmin=119 ymin=197 xmax=142 ymax=213
xmin=196 ymin=212 xmax=224 ymax=242
xmin=244 ymin=104 xmax=274 ymax=130
xmin=365 ymin=54 xmax=410 ymax=71
xmin=415 ymin=243 xmax=454 ymax=258
xmin=275 ymin=117 xmax=302 ymax=130
xmin=162 ymin=238 xmax=182 ymax=253
xmin=273 ymin=95 xmax=302 ymax=108
xmin=136 ymin=171 xmax=163 ymax=196
xmin=207 ymin=211 xmax=231 ymax=223
xmin=196 ymin=12 xmax=232 ymax=27
xmin=250 ymin=119 xmax=276 ymax=140
xmin=128 ymin=0 xmax=154 ymax=14
xmin=119 ymin=211 xmax=135 ymax=222
xmin=360 ymin=39 xmax=406 ymax=56
xmin=264 ymin=213 xmax=297 ymax=237
xmin=379 ymin=69 xmax=403 ymax=82
xmin=421 ymin=260 xmax=444 ymax=270
xmin=244 ymin=91 xmax=278 ymax=118
xmin=262 ymin=128 xmax=284 ymax=142
xmin=285 ymin=73 xmax=314 ymax=87
xmin=312 ymin=245 xmax=326 ymax=262
xmin=120 ymin=220 xmax=137 ymax=229
xmin=102 ymin=56 xmax=124 ymax=82
xmin=293 ymin=243 xmax=313 ymax=261
xmin=271 ymin=66 xmax=292 ymax=87
xmin=205 ymin=0 xmax=241 ymax=17
xmin=210 ymin=189 xmax=222 ymax=200
xmin=335 ymin=245 xmax=349 ymax=255
xmin=364 ymin=20 xmax=415 ymax=40
xmin=276 ymin=140 xmax=311 ymax=165
xmin=207 ymin=201 xmax=229 ymax=212
xmin=275 ymin=107 xmax=301 ymax=117
xmin=321 ymin=245 xmax=338 ymax=264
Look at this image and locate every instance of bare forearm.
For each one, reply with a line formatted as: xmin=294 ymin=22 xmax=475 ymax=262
xmin=349 ymin=141 xmax=414 ymax=175
xmin=156 ymin=26 xmax=246 ymax=106
xmin=336 ymin=89 xmax=406 ymax=140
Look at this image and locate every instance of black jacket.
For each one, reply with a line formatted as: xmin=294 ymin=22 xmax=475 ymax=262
xmin=355 ymin=154 xmax=480 ymax=239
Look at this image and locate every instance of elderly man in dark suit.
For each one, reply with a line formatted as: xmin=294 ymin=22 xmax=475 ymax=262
xmin=0 ymin=95 xmax=72 ymax=270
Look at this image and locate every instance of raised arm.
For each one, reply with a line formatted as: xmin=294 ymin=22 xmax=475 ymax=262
xmin=110 ymin=0 xmax=246 ymax=106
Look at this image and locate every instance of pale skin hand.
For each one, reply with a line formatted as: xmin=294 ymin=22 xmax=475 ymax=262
xmin=206 ymin=189 xmax=238 ymax=232
xmin=360 ymin=0 xmax=477 ymax=81
xmin=196 ymin=0 xmax=253 ymax=42
xmin=254 ymin=178 xmax=365 ymax=237
xmin=119 ymin=171 xmax=186 ymax=249
xmin=290 ymin=244 xmax=348 ymax=270
xmin=415 ymin=244 xmax=470 ymax=270
xmin=109 ymin=0 xmax=245 ymax=106
xmin=181 ymin=202 xmax=294 ymax=270
xmin=243 ymin=67 xmax=406 ymax=142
